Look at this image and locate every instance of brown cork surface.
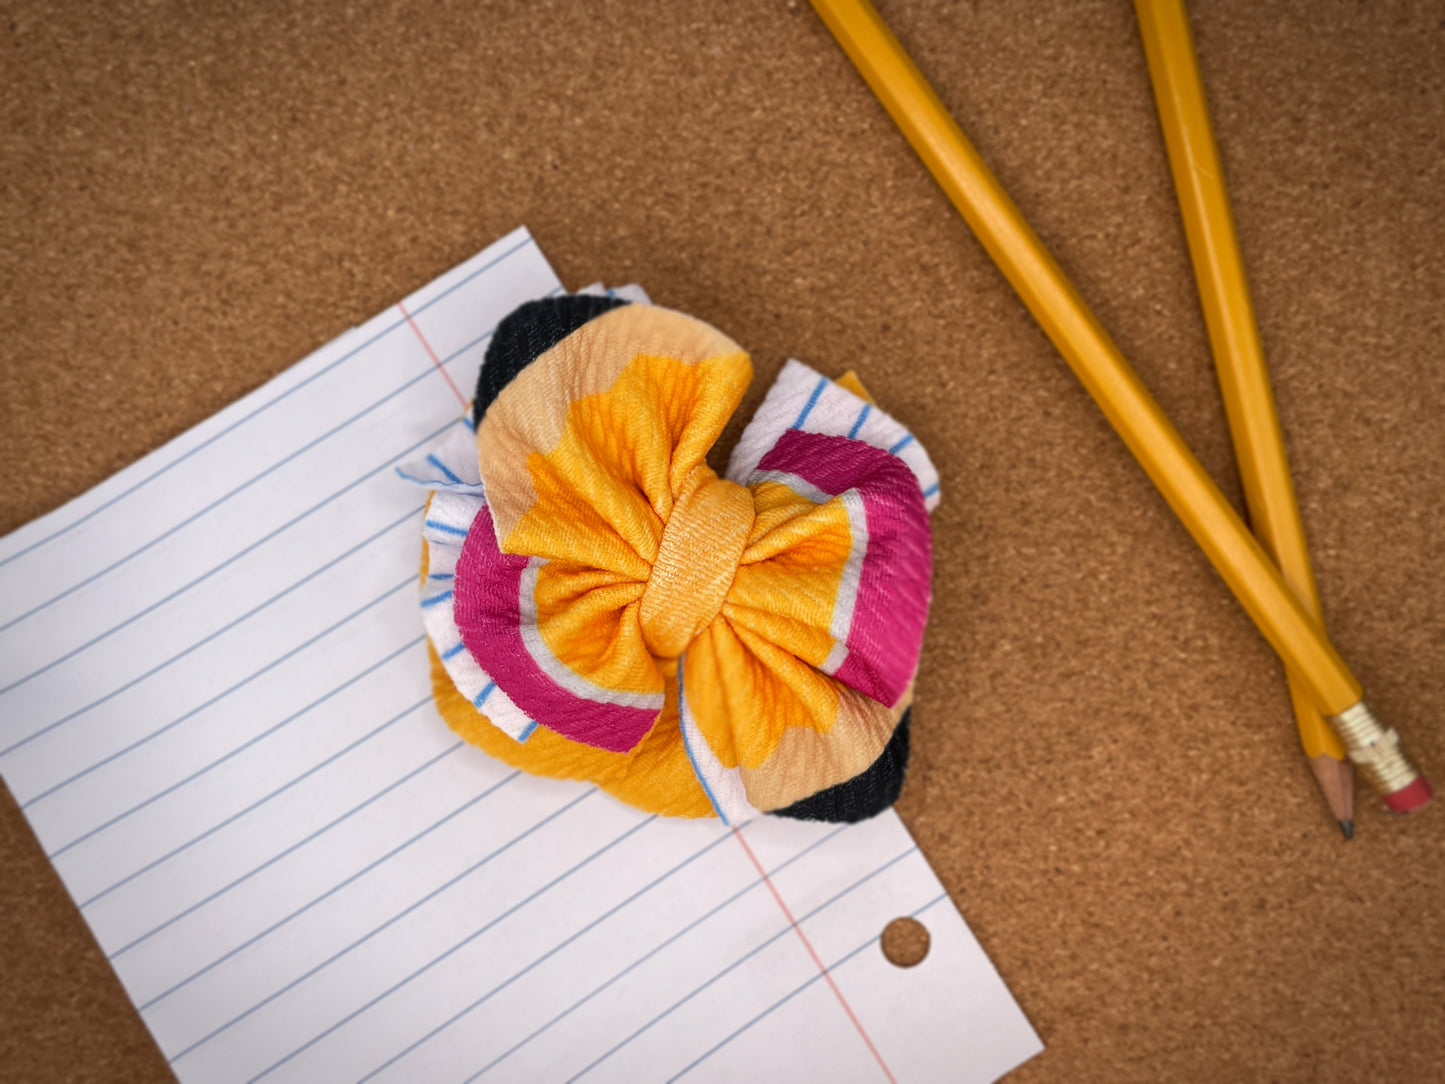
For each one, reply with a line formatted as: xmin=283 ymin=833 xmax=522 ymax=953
xmin=2 ymin=1 xmax=1441 ymax=1080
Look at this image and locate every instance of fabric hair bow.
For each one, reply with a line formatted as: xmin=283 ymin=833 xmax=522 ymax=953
xmin=402 ymin=293 xmax=940 ymax=824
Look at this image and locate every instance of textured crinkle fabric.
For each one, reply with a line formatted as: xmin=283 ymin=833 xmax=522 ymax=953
xmin=401 ymin=296 xmax=941 ymax=824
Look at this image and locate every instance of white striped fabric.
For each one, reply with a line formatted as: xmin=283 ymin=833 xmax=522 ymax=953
xmin=726 ymin=359 xmax=943 ymax=513
xmin=676 ymin=654 xmax=761 ymax=826
xmin=418 ymin=488 xmax=537 ymax=743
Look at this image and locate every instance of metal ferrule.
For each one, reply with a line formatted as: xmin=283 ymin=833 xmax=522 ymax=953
xmin=1328 ymin=700 xmax=1421 ymax=798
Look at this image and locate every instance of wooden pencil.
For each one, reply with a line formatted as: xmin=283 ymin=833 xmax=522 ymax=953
xmin=1132 ymin=0 xmax=1354 ymax=835
xmin=808 ymin=0 xmax=1431 ymax=813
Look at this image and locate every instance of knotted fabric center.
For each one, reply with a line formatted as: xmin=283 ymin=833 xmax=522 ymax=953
xmin=638 ymin=466 xmax=754 ymax=658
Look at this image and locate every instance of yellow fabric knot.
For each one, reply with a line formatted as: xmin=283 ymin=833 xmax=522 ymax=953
xmin=638 ymin=465 xmax=754 ymax=658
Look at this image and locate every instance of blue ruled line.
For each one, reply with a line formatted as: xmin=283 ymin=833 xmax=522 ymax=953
xmin=20 ymin=577 xmax=415 ymax=810
xmin=167 ymin=787 xmax=592 ymax=1057
xmin=669 ymin=891 xmax=949 ymax=1081
xmin=243 ymin=802 xmax=647 ymax=1081
xmin=108 ymin=740 xmax=469 ymax=960
xmin=466 ymin=824 xmax=850 ymax=1082
xmin=0 ymin=234 xmax=534 ymax=574
xmin=3 ymin=503 xmax=424 ymax=760
xmin=136 ymin=771 xmax=523 ymax=1012
xmin=54 ymin=637 xmax=425 ymax=864
xmin=356 ymin=829 xmax=735 ymax=1083
xmin=0 ymin=424 xmax=444 ymax=708
xmin=0 ymin=315 xmax=498 ymax=639
xmin=566 ymin=845 xmax=918 ymax=1082
xmin=76 ymin=694 xmax=429 ymax=907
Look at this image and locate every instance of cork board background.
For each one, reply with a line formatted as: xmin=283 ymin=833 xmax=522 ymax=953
xmin=2 ymin=1 xmax=1441 ymax=1080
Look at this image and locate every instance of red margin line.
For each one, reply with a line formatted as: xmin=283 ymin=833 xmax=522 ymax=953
xmin=730 ymin=827 xmax=898 ymax=1084
xmin=398 ymin=300 xmax=466 ymax=407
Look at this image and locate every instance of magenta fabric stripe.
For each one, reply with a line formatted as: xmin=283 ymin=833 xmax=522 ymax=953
xmin=756 ymin=430 xmax=931 ymax=706
xmin=452 ymin=506 xmax=661 ymax=753
xmin=832 ymin=486 xmax=931 ymax=706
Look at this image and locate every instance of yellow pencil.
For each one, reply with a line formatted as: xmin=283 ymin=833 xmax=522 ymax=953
xmin=1133 ymin=0 xmax=1355 ymax=835
xmin=808 ymin=0 xmax=1431 ymax=813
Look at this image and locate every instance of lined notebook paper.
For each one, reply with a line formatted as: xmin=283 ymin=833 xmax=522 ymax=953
xmin=0 ymin=228 xmax=1042 ymax=1083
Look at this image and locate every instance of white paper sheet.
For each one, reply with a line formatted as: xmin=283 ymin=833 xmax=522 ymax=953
xmin=0 ymin=227 xmax=1042 ymax=1083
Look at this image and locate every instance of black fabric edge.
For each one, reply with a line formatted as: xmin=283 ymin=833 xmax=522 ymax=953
xmin=771 ymin=708 xmax=912 ymax=824
xmin=472 ymin=294 xmax=630 ymax=427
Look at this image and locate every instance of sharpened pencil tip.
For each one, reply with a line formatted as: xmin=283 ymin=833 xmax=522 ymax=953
xmin=1339 ymin=819 xmax=1355 ymax=841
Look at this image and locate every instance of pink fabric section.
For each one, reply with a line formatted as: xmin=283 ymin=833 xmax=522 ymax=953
xmin=756 ymin=430 xmax=932 ymax=707
xmin=453 ymin=505 xmax=661 ymax=753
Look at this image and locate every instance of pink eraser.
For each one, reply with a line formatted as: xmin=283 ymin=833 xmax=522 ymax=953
xmin=1382 ymin=774 xmax=1433 ymax=814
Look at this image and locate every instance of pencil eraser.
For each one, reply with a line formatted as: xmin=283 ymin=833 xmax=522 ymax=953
xmin=1382 ymin=774 xmax=1433 ymax=814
